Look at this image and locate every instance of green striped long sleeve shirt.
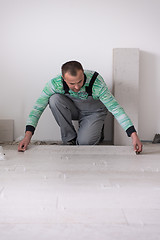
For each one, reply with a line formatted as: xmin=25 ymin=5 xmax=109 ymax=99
xmin=26 ymin=70 xmax=136 ymax=136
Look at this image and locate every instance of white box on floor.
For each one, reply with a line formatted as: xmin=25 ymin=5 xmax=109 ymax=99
xmin=0 ymin=119 xmax=14 ymax=142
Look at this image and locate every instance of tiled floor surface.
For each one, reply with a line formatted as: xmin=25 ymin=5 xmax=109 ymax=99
xmin=0 ymin=144 xmax=160 ymax=240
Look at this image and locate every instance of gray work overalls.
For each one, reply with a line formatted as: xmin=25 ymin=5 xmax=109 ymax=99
xmin=49 ymin=72 xmax=108 ymax=145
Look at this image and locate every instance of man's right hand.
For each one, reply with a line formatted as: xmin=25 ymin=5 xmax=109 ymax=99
xmin=18 ymin=131 xmax=32 ymax=152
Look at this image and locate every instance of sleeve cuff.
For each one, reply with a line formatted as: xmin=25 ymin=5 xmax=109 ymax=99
xmin=126 ymin=126 xmax=136 ymax=137
xmin=26 ymin=125 xmax=35 ymax=135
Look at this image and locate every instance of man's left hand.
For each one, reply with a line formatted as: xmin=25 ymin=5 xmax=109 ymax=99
xmin=131 ymin=132 xmax=143 ymax=154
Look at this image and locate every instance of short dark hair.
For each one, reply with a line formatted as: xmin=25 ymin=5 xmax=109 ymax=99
xmin=61 ymin=61 xmax=84 ymax=76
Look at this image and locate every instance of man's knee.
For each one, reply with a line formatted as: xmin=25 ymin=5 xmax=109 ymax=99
xmin=77 ymin=136 xmax=100 ymax=145
xmin=49 ymin=94 xmax=64 ymax=109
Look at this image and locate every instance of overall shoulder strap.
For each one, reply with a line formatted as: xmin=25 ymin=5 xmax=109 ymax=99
xmin=86 ymin=71 xmax=99 ymax=96
xmin=62 ymin=78 xmax=70 ymax=94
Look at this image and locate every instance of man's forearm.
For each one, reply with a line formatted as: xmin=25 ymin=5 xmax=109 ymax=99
xmin=25 ymin=131 xmax=33 ymax=140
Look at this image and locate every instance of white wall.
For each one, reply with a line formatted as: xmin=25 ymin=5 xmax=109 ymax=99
xmin=0 ymin=0 xmax=160 ymax=141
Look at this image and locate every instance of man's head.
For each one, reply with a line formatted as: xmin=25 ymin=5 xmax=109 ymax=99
xmin=61 ymin=61 xmax=84 ymax=92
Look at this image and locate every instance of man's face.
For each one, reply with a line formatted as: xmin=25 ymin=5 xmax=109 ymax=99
xmin=63 ymin=70 xmax=84 ymax=92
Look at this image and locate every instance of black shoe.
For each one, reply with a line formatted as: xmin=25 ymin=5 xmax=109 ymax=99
xmin=152 ymin=134 xmax=160 ymax=143
xmin=99 ymin=124 xmax=104 ymax=143
xmin=65 ymin=138 xmax=76 ymax=145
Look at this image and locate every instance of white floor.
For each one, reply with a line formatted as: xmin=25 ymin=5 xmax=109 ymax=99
xmin=0 ymin=143 xmax=160 ymax=240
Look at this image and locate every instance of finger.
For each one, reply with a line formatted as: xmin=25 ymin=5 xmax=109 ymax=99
xmin=134 ymin=144 xmax=139 ymax=154
xmin=18 ymin=146 xmax=25 ymax=152
xmin=134 ymin=143 xmax=138 ymax=152
xmin=18 ymin=143 xmax=26 ymax=152
xmin=135 ymin=144 xmax=143 ymax=154
xmin=23 ymin=143 xmax=27 ymax=151
xmin=138 ymin=143 xmax=143 ymax=152
xmin=18 ymin=143 xmax=22 ymax=151
xmin=23 ymin=142 xmax=29 ymax=151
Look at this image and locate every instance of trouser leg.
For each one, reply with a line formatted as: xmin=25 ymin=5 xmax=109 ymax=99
xmin=49 ymin=94 xmax=79 ymax=143
xmin=77 ymin=111 xmax=107 ymax=145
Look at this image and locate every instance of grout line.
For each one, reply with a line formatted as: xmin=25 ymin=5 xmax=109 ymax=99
xmin=121 ymin=208 xmax=129 ymax=225
xmin=56 ymin=196 xmax=59 ymax=209
xmin=0 ymin=187 xmax=5 ymax=198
